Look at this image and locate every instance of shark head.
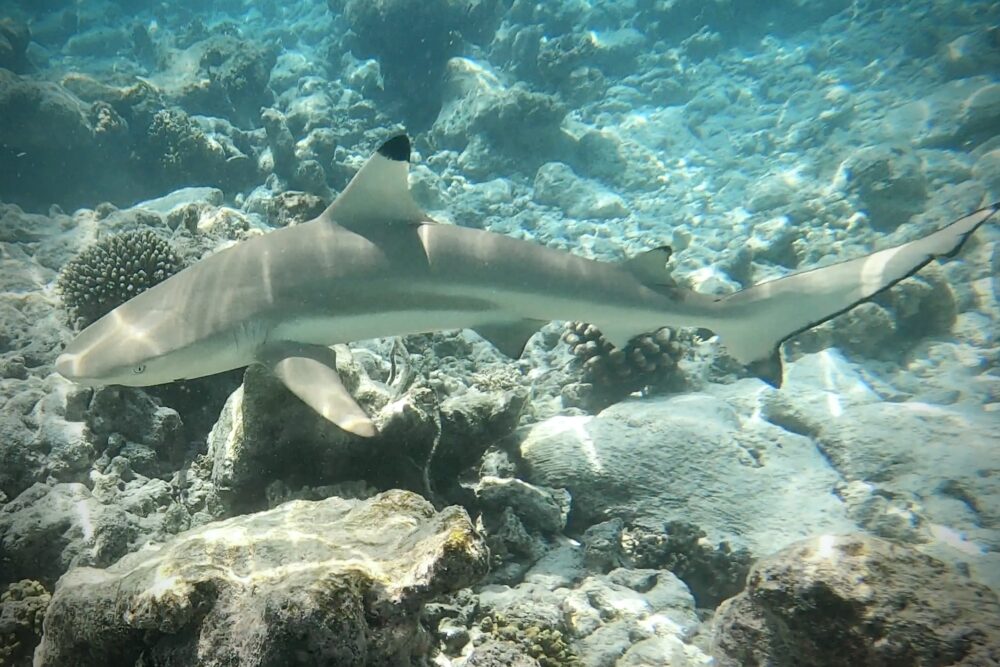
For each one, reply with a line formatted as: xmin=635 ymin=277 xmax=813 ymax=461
xmin=55 ymin=305 xmax=202 ymax=386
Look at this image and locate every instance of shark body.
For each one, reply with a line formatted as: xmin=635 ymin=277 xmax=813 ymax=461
xmin=56 ymin=135 xmax=999 ymax=435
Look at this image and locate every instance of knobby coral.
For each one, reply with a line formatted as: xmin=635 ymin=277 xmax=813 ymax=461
xmin=57 ymin=230 xmax=182 ymax=327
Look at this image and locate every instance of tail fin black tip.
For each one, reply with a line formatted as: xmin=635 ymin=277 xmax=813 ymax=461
xmin=377 ymin=134 xmax=411 ymax=162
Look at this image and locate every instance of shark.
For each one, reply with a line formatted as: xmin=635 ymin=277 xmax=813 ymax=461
xmin=55 ymin=134 xmax=999 ymax=436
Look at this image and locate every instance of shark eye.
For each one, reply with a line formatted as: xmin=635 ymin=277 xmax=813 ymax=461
xmin=132 ymin=364 xmax=146 ymax=374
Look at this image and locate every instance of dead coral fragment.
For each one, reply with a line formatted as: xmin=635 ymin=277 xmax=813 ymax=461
xmin=0 ymin=579 xmax=51 ymax=666
xmin=479 ymin=613 xmax=580 ymax=667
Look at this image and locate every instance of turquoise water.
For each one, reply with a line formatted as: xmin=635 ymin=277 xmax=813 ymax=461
xmin=1 ymin=1 xmax=999 ymax=665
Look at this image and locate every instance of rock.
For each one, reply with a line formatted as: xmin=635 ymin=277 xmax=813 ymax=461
xmin=35 ymin=490 xmax=488 ymax=667
xmin=0 ymin=377 xmax=98 ymax=501
xmin=139 ymin=108 xmax=251 ymax=194
xmin=207 ymin=341 xmax=531 ymax=512
xmin=973 ymin=147 xmax=1000 ymax=199
xmin=0 ymin=17 xmax=30 ymax=73
xmin=518 ymin=389 xmax=854 ymax=554
xmin=534 ymin=29 xmax=645 ymax=92
xmin=0 ymin=483 xmax=136 ymax=588
xmin=134 ymin=187 xmax=225 ymax=217
xmin=188 ymin=36 xmax=277 ymax=127
xmin=0 ymin=202 xmax=59 ymax=243
xmin=475 ymin=476 xmax=570 ymax=534
xmin=261 ymin=107 xmax=298 ymax=176
xmin=710 ymin=534 xmax=1000 ymax=667
xmin=0 ymin=70 xmax=117 ymax=209
xmin=85 ymin=385 xmax=186 ymax=477
xmin=260 ymin=190 xmax=328 ymax=226
xmin=580 ymin=518 xmax=625 ymax=572
xmin=65 ymin=27 xmax=129 ymax=58
xmin=941 ymin=28 xmax=1000 ymax=80
xmin=888 ymin=76 xmax=1000 ymax=151
xmin=435 ymin=386 xmax=529 ymax=486
xmin=206 ymin=349 xmax=439 ymax=512
xmin=958 ymin=81 xmax=1000 ymax=147
xmin=812 ymin=398 xmax=1000 ymax=585
xmin=618 ymin=636 xmax=713 ymax=667
xmin=533 ymin=162 xmax=628 ymax=219
xmin=746 ymin=215 xmax=798 ymax=267
xmin=837 ymin=145 xmax=928 ymax=230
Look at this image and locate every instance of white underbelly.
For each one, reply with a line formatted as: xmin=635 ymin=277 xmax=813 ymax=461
xmin=269 ymin=308 xmax=495 ymax=346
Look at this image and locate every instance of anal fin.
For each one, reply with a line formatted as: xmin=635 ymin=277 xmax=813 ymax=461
xmin=260 ymin=342 xmax=377 ymax=437
xmin=623 ymin=246 xmax=673 ymax=285
xmin=473 ymin=320 xmax=545 ymax=358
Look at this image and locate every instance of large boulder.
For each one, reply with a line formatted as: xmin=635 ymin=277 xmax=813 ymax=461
xmin=207 ymin=344 xmax=527 ymax=513
xmin=35 ymin=490 xmax=488 ymax=666
xmin=518 ymin=378 xmax=854 ymax=554
xmin=710 ymin=533 xmax=1000 ymax=666
xmin=760 ymin=349 xmax=1000 ymax=589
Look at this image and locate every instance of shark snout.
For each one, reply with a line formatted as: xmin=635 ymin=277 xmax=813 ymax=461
xmin=55 ymin=349 xmax=101 ymax=386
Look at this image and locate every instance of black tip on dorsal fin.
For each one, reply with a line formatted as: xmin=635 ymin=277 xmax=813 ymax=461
xmin=378 ymin=135 xmax=410 ymax=162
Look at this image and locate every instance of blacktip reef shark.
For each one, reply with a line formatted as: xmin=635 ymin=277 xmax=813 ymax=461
xmin=56 ymin=134 xmax=1000 ymax=437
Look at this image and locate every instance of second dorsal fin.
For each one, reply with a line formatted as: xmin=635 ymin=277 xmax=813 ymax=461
xmin=321 ymin=135 xmax=426 ymax=231
xmin=623 ymin=246 xmax=674 ymax=285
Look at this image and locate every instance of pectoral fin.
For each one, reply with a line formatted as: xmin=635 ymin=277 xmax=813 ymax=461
xmin=260 ymin=342 xmax=377 ymax=437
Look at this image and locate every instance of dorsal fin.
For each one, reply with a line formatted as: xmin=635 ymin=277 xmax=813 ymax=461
xmin=623 ymin=246 xmax=674 ymax=286
xmin=321 ymin=135 xmax=426 ymax=231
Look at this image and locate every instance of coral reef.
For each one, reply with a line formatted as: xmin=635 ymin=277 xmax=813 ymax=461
xmin=34 ymin=491 xmax=488 ymax=667
xmin=2 ymin=1 xmax=999 ymax=664
xmin=56 ymin=230 xmax=182 ymax=327
xmin=141 ymin=108 xmax=249 ymax=193
xmin=710 ymin=534 xmax=1000 ymax=666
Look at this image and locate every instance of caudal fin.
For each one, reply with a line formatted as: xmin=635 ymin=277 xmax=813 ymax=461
xmin=715 ymin=203 xmax=999 ymax=387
